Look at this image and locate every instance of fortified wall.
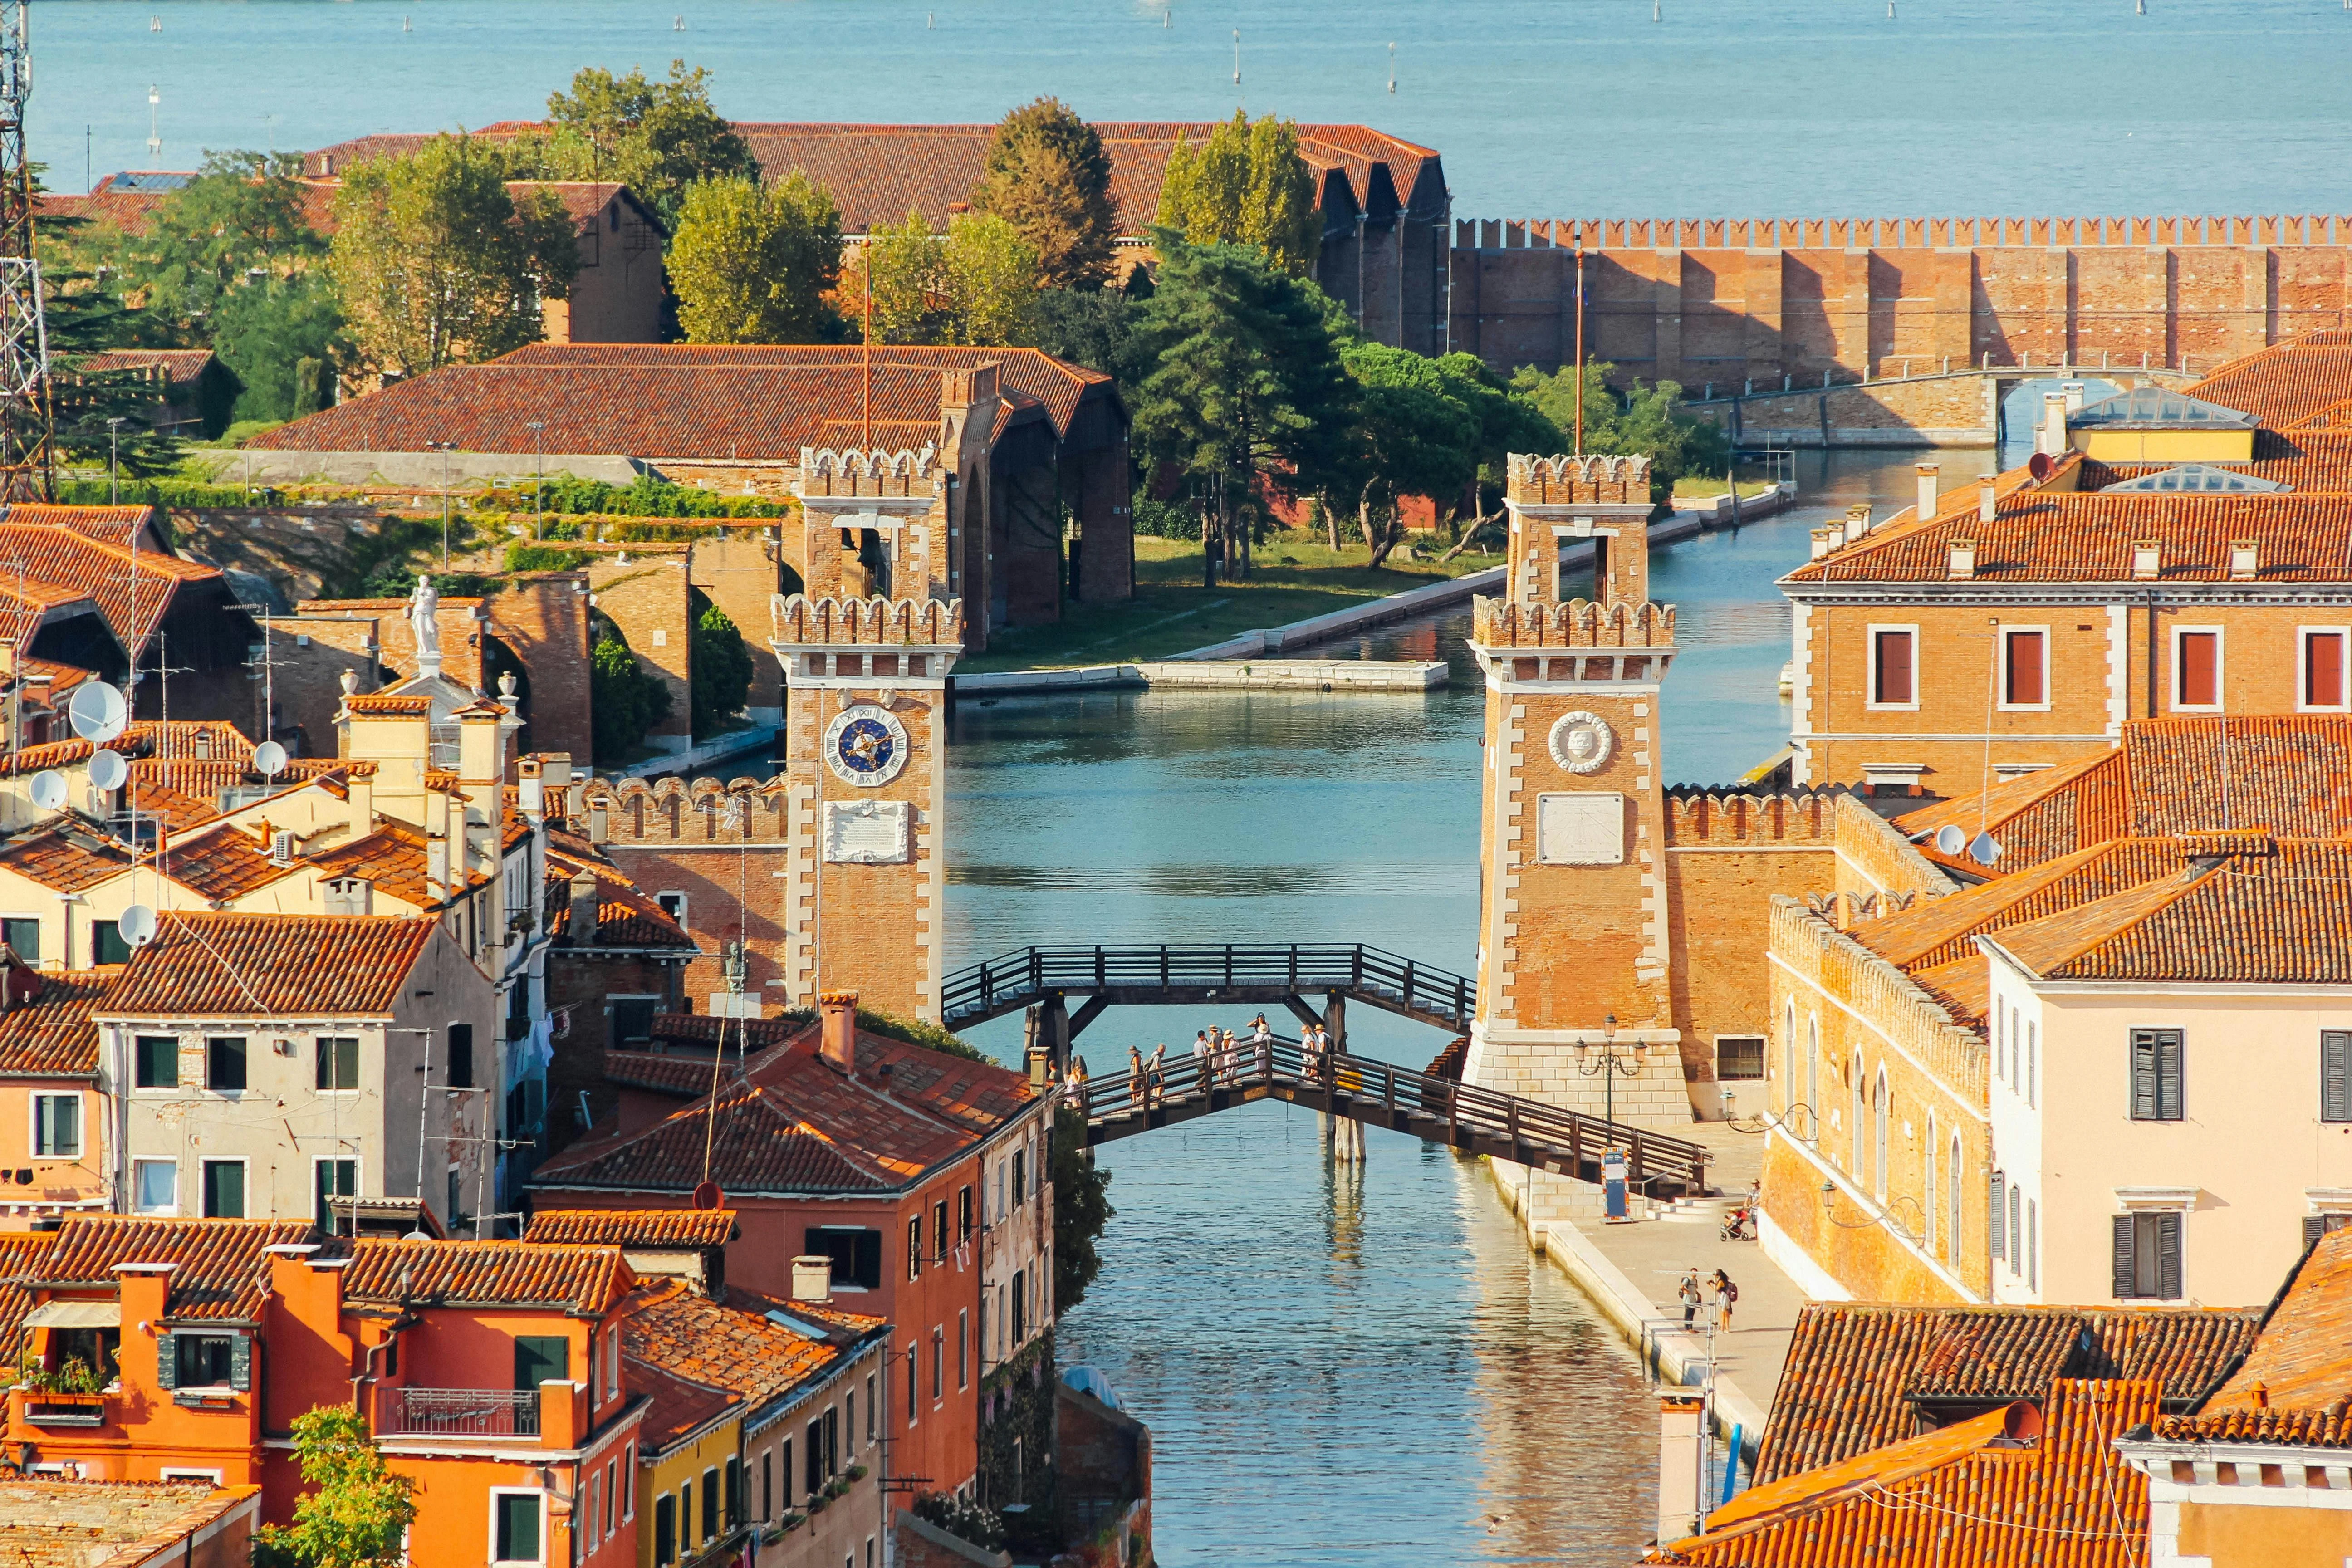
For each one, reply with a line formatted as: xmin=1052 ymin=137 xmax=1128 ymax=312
xmin=1450 ymin=214 xmax=2352 ymax=386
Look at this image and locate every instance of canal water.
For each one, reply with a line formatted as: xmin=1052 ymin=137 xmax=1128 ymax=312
xmin=944 ymin=451 xmax=1983 ymax=1564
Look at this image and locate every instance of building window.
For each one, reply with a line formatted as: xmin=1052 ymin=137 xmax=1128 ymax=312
xmin=906 ymin=1215 xmax=923 ymax=1279
xmin=2302 ymin=1213 xmax=2352 ymax=1252
xmin=806 ymin=1226 xmax=882 ymax=1289
xmin=1 ymin=916 xmax=38 ymax=961
xmin=905 ymin=1344 xmax=917 ymax=1424
xmin=174 ymin=1332 xmax=236 ymax=1388
xmin=931 ymin=1326 xmax=943 ymax=1401
xmin=1948 ymin=1134 xmax=1964 ymax=1265
xmin=2025 ymin=1020 xmax=2037 ymax=1108
xmin=206 ymin=1036 xmax=247 ymax=1093
xmin=2130 ymin=1029 xmax=2185 ymax=1121
xmin=1849 ymin=1052 xmax=1866 ymax=1181
xmin=610 ymin=996 xmax=658 ymax=1048
xmin=448 ymin=1023 xmax=475 ymax=1090
xmin=959 ymin=1185 xmax=974 ymax=1244
xmin=1012 ymin=1148 xmax=1028 ymax=1207
xmin=201 ymin=1159 xmax=245 ymax=1218
xmin=30 ymin=1093 xmax=79 ymax=1159
xmin=957 ymin=1308 xmax=969 ymax=1391
xmin=932 ymin=1199 xmax=949 ymax=1261
xmin=2000 ymin=629 xmax=2048 ymax=707
xmin=626 ymin=1443 xmax=636 ymax=1518
xmin=2113 ymin=1211 xmax=2184 ymax=1299
xmin=1990 ymin=1171 xmax=2006 ymax=1264
xmin=652 ymin=1495 xmax=676 ymax=1568
xmin=92 ymin=920 xmax=132 ymax=965
xmin=514 ymin=1335 xmax=568 ymax=1393
xmin=316 ymin=1035 xmax=360 ymax=1092
xmin=2026 ymin=1199 xmax=2038 ymax=1291
xmin=701 ymin=1467 xmax=719 ymax=1543
xmin=654 ymin=891 xmax=686 ymax=926
xmin=1873 ymin=1070 xmax=1890 ymax=1204
xmin=606 ymin=1458 xmax=617 ymax=1538
xmin=866 ymin=1373 xmax=875 ymax=1441
xmin=2174 ymin=628 xmax=2222 ymax=709
xmin=134 ymin=1034 xmax=179 ymax=1090
xmin=1923 ymin=1117 xmax=1938 ymax=1257
xmin=780 ymin=1438 xmax=794 ymax=1509
xmin=1805 ymin=1016 xmax=1820 ymax=1145
xmin=1869 ymin=627 xmax=1917 ymax=707
xmin=1715 ymin=1036 xmax=1764 ymax=1081
xmin=2008 ymin=1186 xmax=2022 ymax=1276
xmin=1013 ymin=1269 xmax=1029 ymax=1341
xmin=2304 ymin=629 xmax=2349 ymax=711
xmin=2324 ymin=1031 xmax=2352 ymax=1123
xmin=132 ymin=1158 xmax=175 ymax=1214
xmin=314 ymin=1159 xmax=357 ymax=1234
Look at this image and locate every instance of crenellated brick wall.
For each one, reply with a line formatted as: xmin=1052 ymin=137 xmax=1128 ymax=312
xmin=1452 ymin=213 xmax=2352 ymax=385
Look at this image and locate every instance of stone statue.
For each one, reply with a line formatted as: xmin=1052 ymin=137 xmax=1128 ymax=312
xmin=410 ymin=574 xmax=442 ymax=678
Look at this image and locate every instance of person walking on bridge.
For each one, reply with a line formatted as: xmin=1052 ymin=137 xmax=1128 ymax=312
xmin=1254 ymin=1018 xmax=1272 ymax=1078
xmin=1127 ymin=1046 xmax=1146 ymax=1110
xmin=1192 ymin=1030 xmax=1213 ymax=1093
xmin=1146 ymin=1042 xmax=1167 ymax=1106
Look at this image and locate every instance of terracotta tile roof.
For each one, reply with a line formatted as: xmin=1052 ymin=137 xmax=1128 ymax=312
xmin=1660 ymin=1380 xmax=2158 ymax=1568
xmin=2189 ymin=330 xmax=2352 ymax=428
xmin=26 ymin=1216 xmax=313 ymax=1323
xmin=2087 ymin=429 xmax=2352 ymax=494
xmin=0 ymin=515 xmax=224 ymax=660
xmin=306 ymin=821 xmax=486 ymax=910
xmin=1984 ymin=838 xmax=2352 ymax=983
xmin=622 ymin=1277 xmax=843 ymax=1422
xmin=0 ymin=1230 xmax=50 ymax=1360
xmin=101 ymin=913 xmax=432 ymax=1017
xmin=543 ymin=847 xmax=693 ymax=949
xmin=2163 ymin=1226 xmax=2352 ymax=1442
xmin=152 ymin=821 xmax=300 ymax=902
xmin=343 ymin=692 xmax=434 ymax=716
xmin=340 ymin=1238 xmax=632 ymax=1315
xmin=251 ymin=343 xmax=1114 ymax=461
xmin=0 ymin=821 xmax=138 ymax=893
xmin=627 ymin=1353 xmax=738 ymax=1452
xmin=647 ymin=1012 xmax=805 ymax=1054
xmin=1853 ymin=837 xmax=2200 ymax=971
xmin=0 ymin=1477 xmax=258 ymax=1567
xmin=523 ymin=1210 xmax=738 ymax=1250
xmin=60 ymin=348 xmax=219 ymax=388
xmin=1754 ymin=1301 xmax=2259 ymax=1485
xmin=603 ymin=1049 xmax=737 ymax=1099
xmin=0 ymin=970 xmax=109 ymax=1078
xmin=536 ymin=1027 xmax=1035 ymax=1198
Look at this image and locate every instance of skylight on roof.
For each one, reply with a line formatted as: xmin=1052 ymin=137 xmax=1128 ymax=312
xmin=2099 ymin=464 xmax=2290 ymax=494
xmin=2072 ymin=386 xmax=2258 ymax=428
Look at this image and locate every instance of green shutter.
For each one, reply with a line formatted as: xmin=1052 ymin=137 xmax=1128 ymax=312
xmin=2156 ymin=1212 xmax=2184 ymax=1299
xmin=2112 ymin=1215 xmax=2137 ymax=1298
xmin=156 ymin=1332 xmax=177 ymax=1390
xmin=229 ymin=1334 xmax=252 ymax=1392
xmin=2324 ymin=1033 xmax=2352 ymax=1123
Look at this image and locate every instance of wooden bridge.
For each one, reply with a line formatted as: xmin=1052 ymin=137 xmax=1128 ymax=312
xmin=1069 ymin=1035 xmax=1714 ymax=1199
xmin=940 ymin=943 xmax=1476 ymax=1040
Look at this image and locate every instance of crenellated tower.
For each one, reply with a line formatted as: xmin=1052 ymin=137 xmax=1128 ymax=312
xmin=1465 ymin=454 xmax=1694 ymax=1129
xmin=772 ymin=448 xmax=965 ymax=1022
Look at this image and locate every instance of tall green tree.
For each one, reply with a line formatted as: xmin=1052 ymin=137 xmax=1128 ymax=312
xmin=666 ymin=173 xmax=843 ymax=343
xmin=1052 ymin=1105 xmax=1113 ymax=1313
xmin=532 ymin=61 xmax=759 ymax=227
xmin=845 ymin=211 xmax=1040 ymax=347
xmin=1129 ymin=235 xmax=1353 ymax=582
xmin=688 ymin=594 xmax=753 ymax=737
xmin=969 ymin=97 xmax=1118 ymax=292
xmin=1333 ymin=342 xmax=1481 ymax=566
xmin=328 ymin=135 xmax=581 ymax=378
xmin=253 ymin=1405 xmax=416 ymax=1568
xmin=1155 ymin=111 xmax=1320 ymax=276
xmin=590 ymin=624 xmax=672 ymax=762
xmin=1509 ymin=359 xmax=1730 ymax=502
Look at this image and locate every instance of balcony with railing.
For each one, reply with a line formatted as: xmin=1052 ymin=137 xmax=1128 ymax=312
xmin=376 ymin=1385 xmax=541 ymax=1439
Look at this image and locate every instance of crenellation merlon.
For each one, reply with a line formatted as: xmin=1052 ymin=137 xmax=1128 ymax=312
xmin=793 ymin=445 xmax=948 ymax=501
xmin=1471 ymin=595 xmax=1676 ymax=650
xmin=771 ymin=593 xmax=966 ymax=651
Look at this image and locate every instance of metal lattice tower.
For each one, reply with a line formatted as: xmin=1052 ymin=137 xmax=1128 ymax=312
xmin=0 ymin=1 xmax=49 ymax=500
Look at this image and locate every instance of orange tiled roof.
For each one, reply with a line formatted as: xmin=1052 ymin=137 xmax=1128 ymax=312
xmin=627 ymin=1354 xmax=737 ymax=1452
xmin=1852 ymin=837 xmax=2200 ymax=971
xmin=537 ymin=1025 xmax=1035 ymax=1198
xmin=307 ymin=821 xmax=489 ymax=910
xmin=343 ymin=692 xmax=434 ymax=716
xmin=1661 ymin=1380 xmax=2158 ymax=1567
xmin=26 ymin=1216 xmax=312 ymax=1323
xmin=523 ymin=1210 xmax=738 ymax=1250
xmin=0 ymin=821 xmax=138 ymax=893
xmin=340 ymin=1238 xmax=632 ymax=1315
xmin=603 ymin=1049 xmax=738 ymax=1099
xmin=101 ymin=913 xmax=432 ymax=1017
xmin=622 ymin=1277 xmax=849 ymax=1419
xmin=251 ymin=343 xmax=1114 ymax=461
xmin=2151 ymin=1225 xmax=2352 ymax=1449
xmin=648 ymin=1012 xmax=804 ymax=1054
xmin=543 ymin=846 xmax=693 ymax=949
xmin=0 ymin=516 xmax=223 ymax=661
xmin=2188 ymin=328 xmax=2352 ymax=428
xmin=1754 ymin=1300 xmax=2259 ymax=1485
xmin=0 ymin=970 xmax=110 ymax=1078
xmin=0 ymin=1477 xmax=258 ymax=1564
xmin=0 ymin=1231 xmax=49 ymax=1360
xmin=60 ymin=348 xmax=219 ymax=388
xmin=151 ymin=820 xmax=301 ymax=902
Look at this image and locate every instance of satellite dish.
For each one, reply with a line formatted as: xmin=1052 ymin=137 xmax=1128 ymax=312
xmin=1969 ymin=832 xmax=2004 ymax=867
xmin=691 ymin=1181 xmax=723 ymax=1211
xmin=252 ymin=740 xmax=287 ymax=777
xmin=118 ymin=904 xmax=157 ymax=947
xmin=28 ymin=770 xmax=64 ymax=811
xmin=1934 ymin=824 xmax=1967 ymax=856
xmin=67 ymin=682 xmax=127 ymax=744
xmin=88 ymin=750 xmax=127 ymax=792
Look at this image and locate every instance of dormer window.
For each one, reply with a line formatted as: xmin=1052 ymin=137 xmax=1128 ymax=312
xmin=325 ymin=877 xmax=373 ymax=917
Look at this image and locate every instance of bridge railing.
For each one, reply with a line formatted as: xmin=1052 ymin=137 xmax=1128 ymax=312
xmin=1071 ymin=1037 xmax=1709 ymax=1194
xmin=940 ymin=943 xmax=1476 ymax=1028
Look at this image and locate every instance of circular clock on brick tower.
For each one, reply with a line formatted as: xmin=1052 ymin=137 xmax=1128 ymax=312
xmin=823 ymin=704 xmax=910 ymax=787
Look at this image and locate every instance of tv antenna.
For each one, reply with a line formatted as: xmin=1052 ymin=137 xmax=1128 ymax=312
xmin=0 ymin=2 xmax=51 ymax=500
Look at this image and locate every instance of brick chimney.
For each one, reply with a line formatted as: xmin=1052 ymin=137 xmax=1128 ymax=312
xmin=819 ymin=989 xmax=858 ymax=1074
xmin=567 ymin=869 xmax=600 ymax=947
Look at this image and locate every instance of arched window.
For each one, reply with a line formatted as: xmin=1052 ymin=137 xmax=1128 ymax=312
xmin=1924 ymin=1114 xmax=1938 ymax=1255
xmin=1851 ymin=1052 xmax=1867 ymax=1181
xmin=1948 ymin=1133 xmax=1964 ymax=1269
xmin=1874 ymin=1068 xmax=1891 ymax=1203
xmin=1806 ymin=1016 xmax=1821 ymax=1145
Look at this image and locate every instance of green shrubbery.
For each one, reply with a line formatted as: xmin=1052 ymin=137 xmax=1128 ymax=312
xmin=477 ymin=471 xmax=786 ymax=519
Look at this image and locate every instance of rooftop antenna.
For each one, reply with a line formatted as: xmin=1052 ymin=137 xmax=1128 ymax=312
xmin=0 ymin=1 xmax=53 ymax=501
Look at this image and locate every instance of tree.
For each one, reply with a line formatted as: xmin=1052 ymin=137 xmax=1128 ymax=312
xmin=843 ymin=211 xmax=1040 ymax=347
xmin=969 ymin=97 xmax=1117 ymax=291
xmin=1128 ymin=235 xmax=1353 ymax=582
xmin=590 ymin=625 xmax=672 ymax=762
xmin=253 ymin=1404 xmax=416 ymax=1568
xmin=1029 ymin=280 xmax=1146 ymax=385
xmin=688 ymin=594 xmax=753 ymax=736
xmin=1155 ymin=111 xmax=1319 ymax=276
xmin=1335 ymin=342 xmax=1482 ymax=566
xmin=328 ymin=135 xmax=580 ymax=379
xmin=666 ymin=174 xmax=843 ymax=343
xmin=1509 ymin=359 xmax=1731 ymax=502
xmin=1052 ymin=1105 xmax=1113 ymax=1313
xmin=533 ymin=62 xmax=758 ymax=226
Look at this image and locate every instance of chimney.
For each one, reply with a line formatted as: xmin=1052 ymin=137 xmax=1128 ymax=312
xmin=1657 ymin=1393 xmax=1706 ymax=1546
xmin=1845 ymin=503 xmax=1872 ymax=540
xmin=2063 ymin=379 xmax=2087 ymax=415
xmin=791 ymin=1255 xmax=833 ymax=1305
xmin=818 ymin=988 xmax=858 ymax=1074
xmin=568 ymin=868 xmax=600 ymax=946
xmin=518 ymin=755 xmax=545 ymax=820
xmin=2132 ymin=539 xmax=2162 ymax=581
xmin=1809 ymin=527 xmax=1833 ymax=561
xmin=1948 ymin=539 xmax=1977 ymax=580
xmin=2041 ymin=392 xmax=2068 ymax=456
xmin=2229 ymin=539 xmax=2259 ymax=580
xmin=1915 ymin=463 xmax=1940 ymax=523
xmin=1979 ymin=477 xmax=1999 ymax=523
xmin=1825 ymin=519 xmax=1847 ymax=551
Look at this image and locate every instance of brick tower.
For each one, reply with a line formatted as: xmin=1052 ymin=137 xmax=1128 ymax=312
xmin=1464 ymin=454 xmax=1693 ymax=1130
xmin=771 ymin=448 xmax=965 ymax=1022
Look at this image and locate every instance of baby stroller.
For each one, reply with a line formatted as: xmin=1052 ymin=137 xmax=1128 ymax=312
xmin=1720 ymin=1200 xmax=1758 ymax=1242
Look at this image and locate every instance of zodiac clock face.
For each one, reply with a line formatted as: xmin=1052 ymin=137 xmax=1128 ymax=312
xmin=823 ymin=704 xmax=911 ymax=788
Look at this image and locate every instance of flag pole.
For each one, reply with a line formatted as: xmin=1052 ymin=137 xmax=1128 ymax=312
xmin=1573 ymin=240 xmax=1586 ymax=455
xmin=862 ymin=248 xmax=875 ymax=452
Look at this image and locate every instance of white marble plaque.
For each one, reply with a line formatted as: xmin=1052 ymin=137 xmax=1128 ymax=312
xmin=1536 ymin=793 xmax=1625 ymax=866
xmin=824 ymin=799 xmax=910 ymax=864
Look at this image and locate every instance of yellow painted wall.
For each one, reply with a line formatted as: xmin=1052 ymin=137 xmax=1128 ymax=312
xmin=2177 ymin=1497 xmax=2352 ymax=1567
xmin=2073 ymin=429 xmax=2256 ymax=462
xmin=639 ymin=1415 xmax=741 ymax=1568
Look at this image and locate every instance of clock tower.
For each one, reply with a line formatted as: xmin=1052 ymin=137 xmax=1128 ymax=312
xmin=772 ymin=446 xmax=964 ymax=1023
xmin=1464 ymin=453 xmax=1694 ymax=1129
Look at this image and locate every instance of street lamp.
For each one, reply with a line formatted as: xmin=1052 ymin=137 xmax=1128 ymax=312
xmin=524 ymin=421 xmax=545 ymax=536
xmin=425 ymin=440 xmax=456 ymax=568
xmin=1578 ymin=1011 xmax=1641 ymax=1127
xmin=106 ymin=417 xmax=125 ymax=504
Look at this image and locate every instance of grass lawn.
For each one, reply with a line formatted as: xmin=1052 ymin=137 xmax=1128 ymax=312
xmin=956 ymin=532 xmax=1506 ymax=672
xmin=1668 ymin=476 xmax=1785 ymax=500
